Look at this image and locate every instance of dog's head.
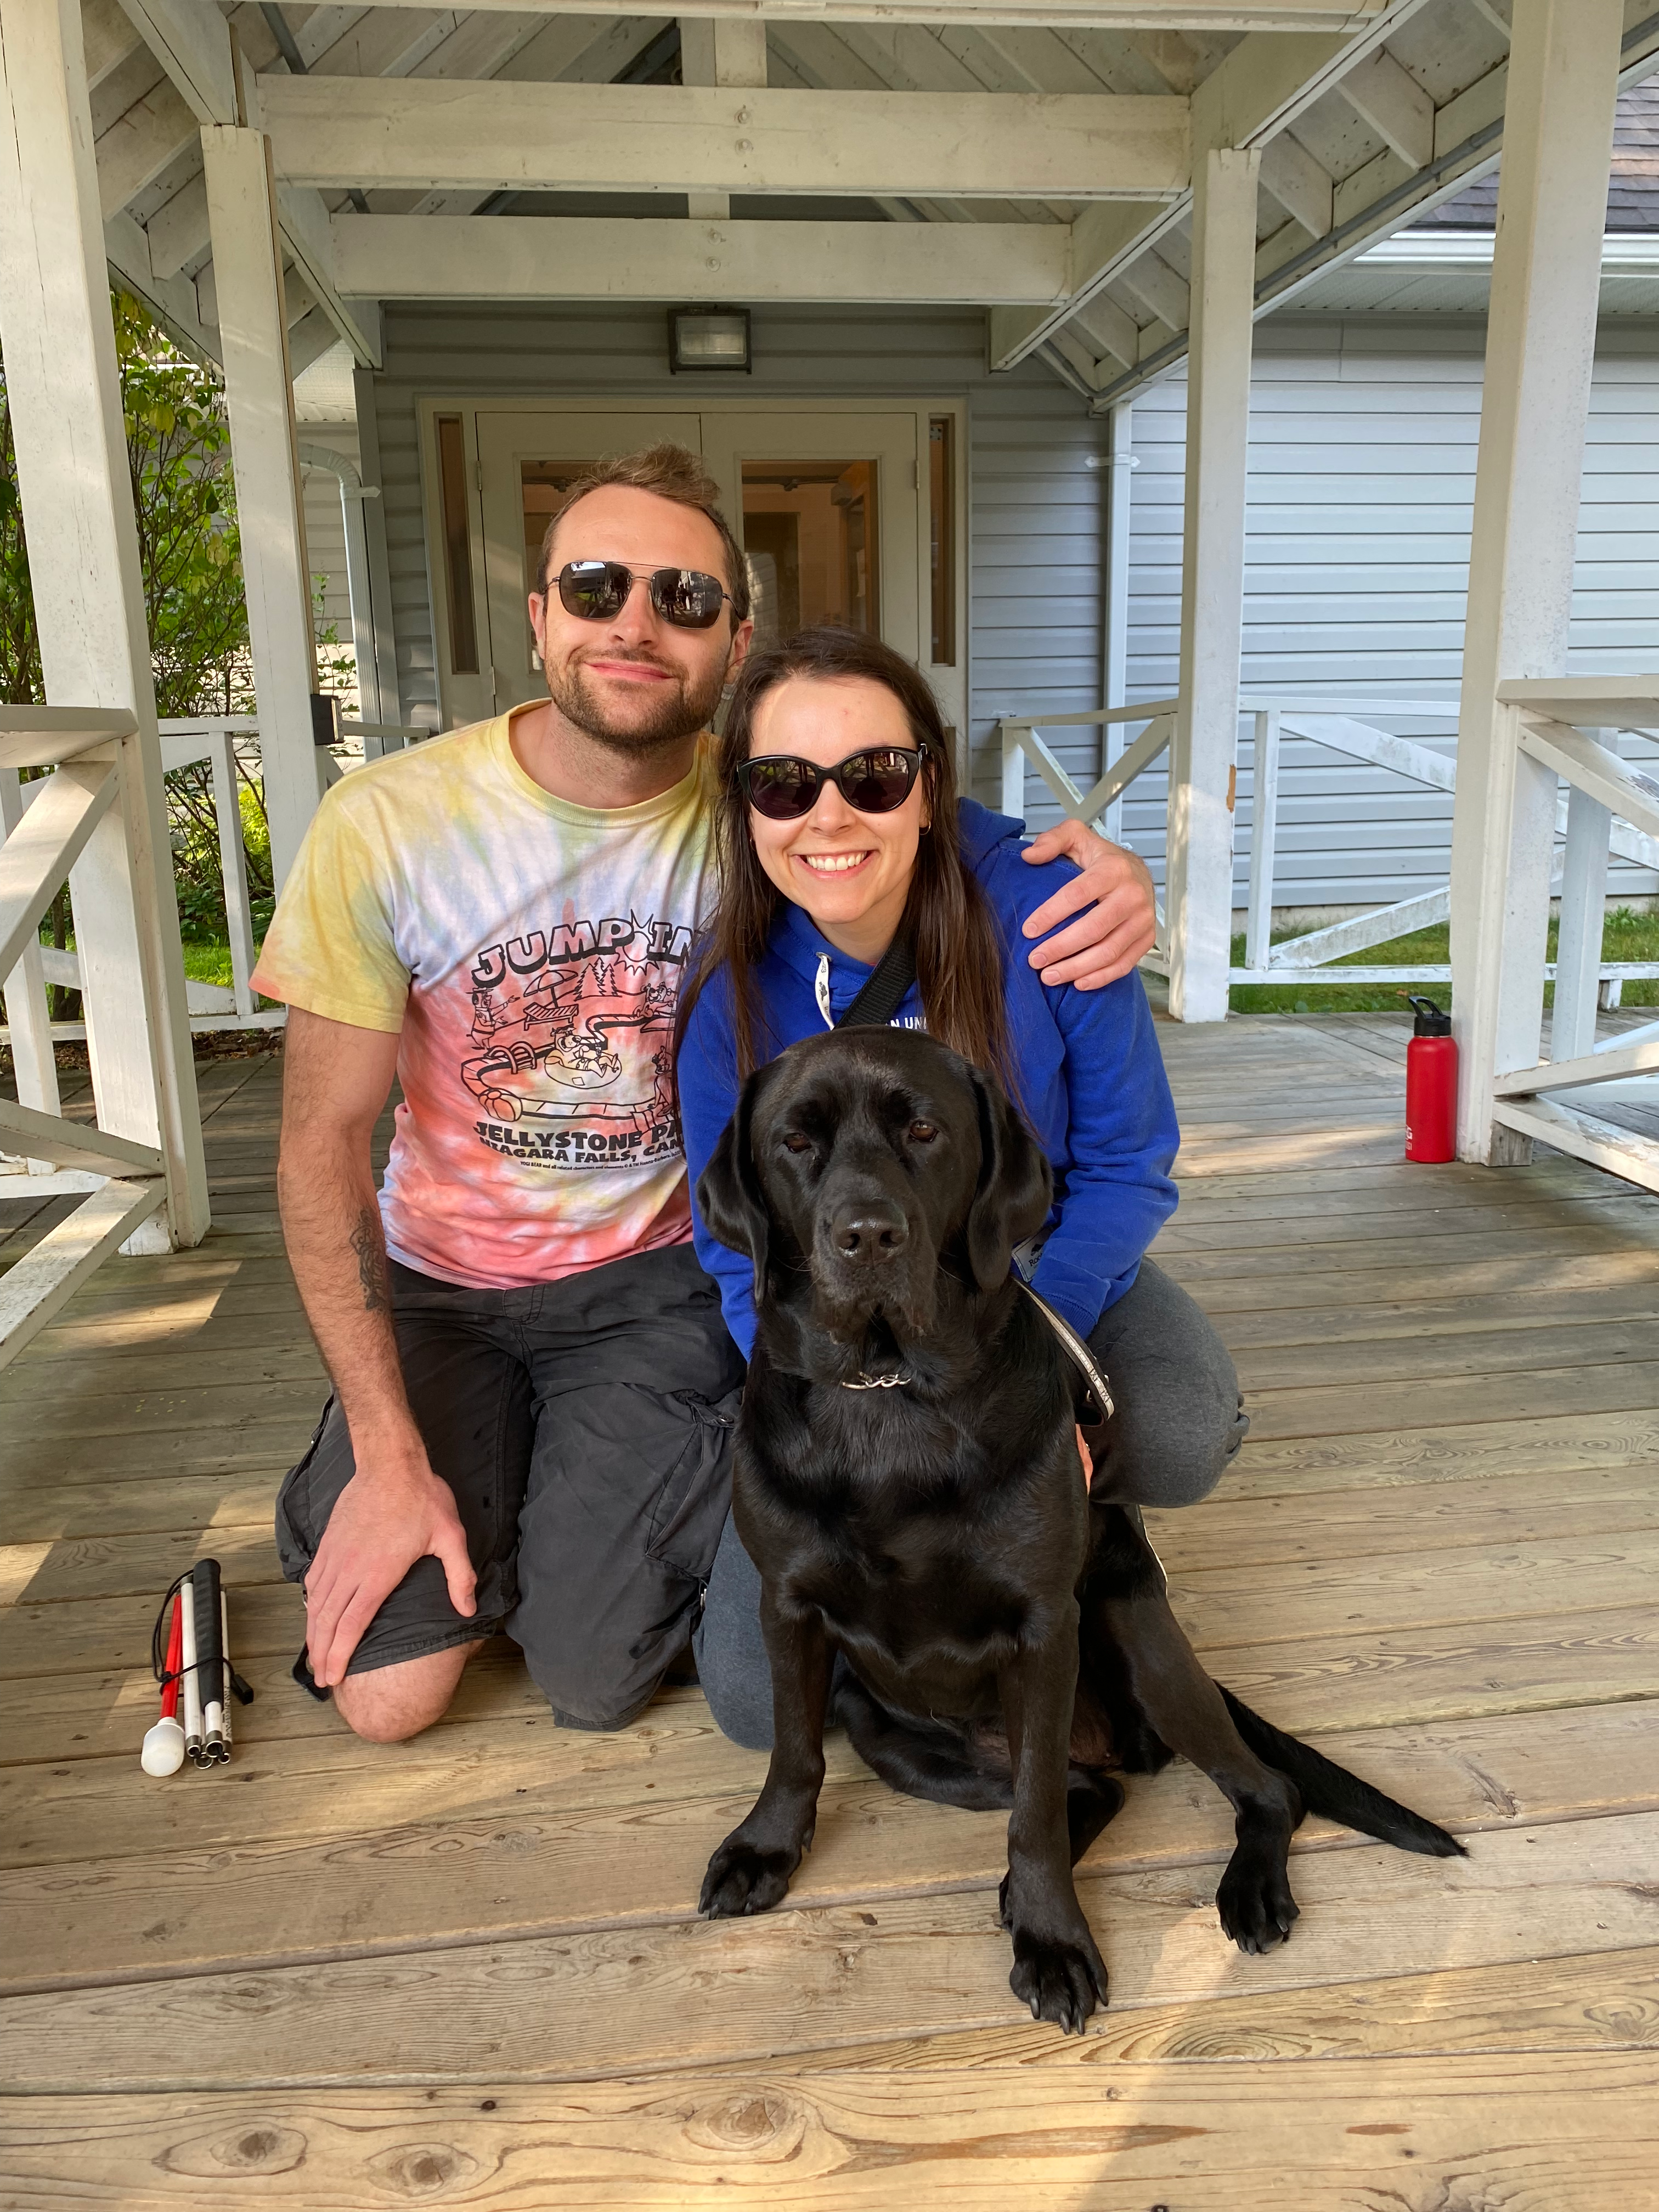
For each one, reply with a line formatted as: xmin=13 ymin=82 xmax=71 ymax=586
xmin=697 ymin=1028 xmax=1052 ymax=1348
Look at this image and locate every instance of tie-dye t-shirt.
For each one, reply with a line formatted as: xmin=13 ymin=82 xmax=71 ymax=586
xmin=251 ymin=707 xmax=714 ymax=1290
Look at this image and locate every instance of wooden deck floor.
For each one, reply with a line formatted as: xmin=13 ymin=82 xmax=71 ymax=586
xmin=2 ymin=1014 xmax=1657 ymax=2207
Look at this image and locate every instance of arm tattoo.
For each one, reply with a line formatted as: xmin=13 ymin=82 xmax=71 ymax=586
xmin=349 ymin=1205 xmax=392 ymax=1313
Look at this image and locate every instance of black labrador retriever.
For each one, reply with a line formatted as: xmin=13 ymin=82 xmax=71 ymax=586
xmin=696 ymin=1026 xmax=1461 ymax=2033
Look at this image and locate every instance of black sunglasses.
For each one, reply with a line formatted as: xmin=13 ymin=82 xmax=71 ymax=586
xmin=737 ymin=746 xmax=926 ymax=822
xmin=555 ymin=559 xmax=733 ymax=630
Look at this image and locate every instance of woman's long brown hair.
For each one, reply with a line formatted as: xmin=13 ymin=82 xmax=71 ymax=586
xmin=679 ymin=625 xmax=1019 ymax=1098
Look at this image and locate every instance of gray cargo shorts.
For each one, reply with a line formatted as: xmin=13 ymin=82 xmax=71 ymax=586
xmin=275 ymin=1242 xmax=746 ymax=1729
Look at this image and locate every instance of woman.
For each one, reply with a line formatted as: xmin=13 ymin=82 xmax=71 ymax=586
xmin=677 ymin=627 xmax=1245 ymax=1748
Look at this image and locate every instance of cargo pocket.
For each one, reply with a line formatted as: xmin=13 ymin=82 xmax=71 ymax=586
xmin=273 ymin=1395 xmax=338 ymax=1585
xmin=645 ymin=1384 xmax=742 ymax=1585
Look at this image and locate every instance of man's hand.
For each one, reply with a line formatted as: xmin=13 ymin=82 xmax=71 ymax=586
xmin=1020 ymin=820 xmax=1157 ymax=989
xmin=303 ymin=1444 xmax=477 ymax=1688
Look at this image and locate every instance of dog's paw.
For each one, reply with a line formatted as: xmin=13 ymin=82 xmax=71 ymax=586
xmin=1008 ymin=1927 xmax=1108 ymax=2035
xmin=1216 ymin=1847 xmax=1300 ymax=1955
xmin=698 ymin=1837 xmax=798 ymax=1919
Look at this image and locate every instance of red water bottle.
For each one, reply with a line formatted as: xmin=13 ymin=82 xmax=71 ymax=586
xmin=1404 ymin=995 xmax=1457 ymax=1163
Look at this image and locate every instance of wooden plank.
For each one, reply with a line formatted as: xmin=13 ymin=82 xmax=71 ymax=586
xmin=1241 ymin=1361 xmax=1659 ymax=1442
xmin=3 ymin=2051 xmax=1656 ymax=2209
xmin=1207 ymin=1280 xmax=1659 ymax=1350
xmin=0 ymin=1375 xmax=325 ymax=1442
xmin=0 ymin=1472 xmax=280 ymax=1544
xmin=2 ymin=1815 xmax=1653 ymax=2090
xmin=5 ymin=1702 xmax=1651 ymax=1989
xmin=0 ymin=1577 xmax=304 ymax=1679
xmin=0 ymin=1519 xmax=280 ymax=1608
xmin=0 ymin=1338 xmax=324 ymax=1401
xmin=1155 ymin=1192 xmax=1656 ymax=1254
xmin=1149 ymin=1468 xmax=1659 ymax=1571
xmin=1232 ymin=1317 xmax=1659 ymax=1391
xmin=1182 ymin=1248 xmax=1659 ymax=1315
xmin=763 ymin=1949 xmax=1659 ymax=2070
xmin=0 ymin=1427 xmax=312 ymax=1486
xmin=1230 ymin=1409 xmax=1659 ymax=1492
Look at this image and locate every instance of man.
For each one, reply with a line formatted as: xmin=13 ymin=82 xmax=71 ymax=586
xmin=255 ymin=443 xmax=1159 ymax=1745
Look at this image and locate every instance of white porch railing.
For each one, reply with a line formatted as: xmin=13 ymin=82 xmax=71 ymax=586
xmin=4 ymin=713 xmax=425 ymax=1043
xmin=1475 ymin=679 xmax=1659 ymax=1195
xmin=2 ymin=708 xmax=175 ymax=1366
xmin=996 ymin=695 xmax=1659 ymax=1001
xmin=1000 ymin=698 xmax=1178 ymax=967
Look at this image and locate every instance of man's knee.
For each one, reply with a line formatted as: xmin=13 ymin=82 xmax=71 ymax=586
xmin=332 ymin=1642 xmax=478 ymax=1743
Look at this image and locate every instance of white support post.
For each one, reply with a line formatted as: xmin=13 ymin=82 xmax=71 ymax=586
xmin=201 ymin=123 xmax=321 ymax=890
xmin=1001 ymin=725 xmax=1025 ymax=821
xmin=1244 ymin=706 xmax=1280 ymax=975
xmin=208 ymin=731 xmax=257 ymax=1019
xmin=0 ymin=0 xmax=208 ymax=1250
xmin=0 ymin=766 xmax=61 ymax=1169
xmin=1447 ymin=0 xmax=1623 ymax=1163
xmin=1101 ymin=400 xmax=1134 ymax=845
xmin=1551 ymin=729 xmax=1617 ymax=1065
xmin=352 ymin=364 xmax=402 ymax=738
xmin=1165 ymin=145 xmax=1259 ymax=1025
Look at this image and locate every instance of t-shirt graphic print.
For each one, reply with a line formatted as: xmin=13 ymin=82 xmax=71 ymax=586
xmin=463 ymin=907 xmax=693 ymax=1172
xmin=252 ymin=707 xmax=715 ymax=1291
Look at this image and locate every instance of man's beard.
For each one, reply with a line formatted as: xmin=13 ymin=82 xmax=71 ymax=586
xmin=545 ymin=647 xmax=726 ymax=760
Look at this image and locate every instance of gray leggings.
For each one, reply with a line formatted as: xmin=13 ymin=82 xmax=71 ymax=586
xmin=692 ymin=1257 xmax=1246 ymax=1752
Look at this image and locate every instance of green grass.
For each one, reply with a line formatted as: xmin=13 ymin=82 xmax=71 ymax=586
xmin=1228 ymin=906 xmax=1659 ymax=1015
xmin=180 ymin=941 xmax=238 ymax=990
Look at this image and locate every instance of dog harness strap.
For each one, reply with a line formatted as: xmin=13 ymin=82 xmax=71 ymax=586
xmin=1017 ymin=1281 xmax=1115 ymax=1423
xmin=834 ymin=933 xmax=918 ymax=1031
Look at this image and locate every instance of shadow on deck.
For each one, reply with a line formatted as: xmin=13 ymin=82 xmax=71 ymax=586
xmin=2 ymin=1014 xmax=1656 ymax=2205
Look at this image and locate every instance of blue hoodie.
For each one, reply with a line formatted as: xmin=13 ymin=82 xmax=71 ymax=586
xmin=677 ymin=800 xmax=1180 ymax=1360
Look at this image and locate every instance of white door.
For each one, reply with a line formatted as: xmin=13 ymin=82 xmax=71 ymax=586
xmin=476 ymin=409 xmax=704 ymax=714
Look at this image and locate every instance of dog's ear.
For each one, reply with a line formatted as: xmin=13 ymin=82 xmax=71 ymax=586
xmin=965 ymin=1070 xmax=1053 ymax=1294
xmin=696 ymin=1067 xmax=775 ymax=1308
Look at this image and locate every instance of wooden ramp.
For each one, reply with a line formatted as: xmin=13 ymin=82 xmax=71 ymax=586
xmin=2 ymin=1017 xmax=1656 ymax=2208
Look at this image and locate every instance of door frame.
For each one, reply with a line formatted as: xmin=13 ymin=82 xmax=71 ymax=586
xmin=416 ymin=394 xmax=969 ymax=749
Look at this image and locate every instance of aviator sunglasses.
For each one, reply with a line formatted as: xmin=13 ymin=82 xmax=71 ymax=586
xmin=738 ymin=744 xmax=927 ymax=822
xmin=555 ymin=559 xmax=733 ymax=630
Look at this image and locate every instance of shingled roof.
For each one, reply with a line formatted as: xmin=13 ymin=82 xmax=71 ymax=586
xmin=1419 ymin=78 xmax=1659 ymax=233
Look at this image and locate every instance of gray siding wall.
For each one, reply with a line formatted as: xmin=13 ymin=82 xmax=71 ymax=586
xmin=1111 ymin=318 xmax=1659 ymax=908
xmin=369 ymin=302 xmax=1099 ymax=778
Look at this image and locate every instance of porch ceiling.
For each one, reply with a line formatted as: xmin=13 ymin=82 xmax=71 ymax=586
xmin=91 ymin=0 xmax=1659 ymax=405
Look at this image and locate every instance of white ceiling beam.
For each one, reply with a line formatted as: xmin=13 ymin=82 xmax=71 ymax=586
xmin=257 ymin=3 xmax=1397 ymax=24
xmin=100 ymin=0 xmax=381 ymax=366
xmin=330 ymin=212 xmax=1074 ymax=305
xmin=114 ymin=0 xmax=237 ymax=126
xmin=83 ymin=0 xmax=145 ymax=91
xmin=94 ymin=75 xmax=196 ymax=217
xmin=681 ymin=16 xmax=770 ymax=219
xmin=1339 ymin=44 xmax=1434 ymax=168
xmin=103 ymin=207 xmax=217 ymax=362
xmin=1258 ymin=128 xmax=1333 ymax=235
xmin=989 ymin=195 xmax=1178 ymax=368
xmin=259 ymin=76 xmax=1191 ymax=199
xmin=1070 ymin=289 xmax=1141 ymax=368
xmin=989 ymin=1 xmax=1421 ymax=369
xmin=1114 ymin=245 xmax=1190 ymax=326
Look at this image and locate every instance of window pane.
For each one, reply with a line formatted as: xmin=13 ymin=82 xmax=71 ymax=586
xmin=929 ymin=417 xmax=956 ymax=667
xmin=742 ymin=460 xmax=879 ymax=650
xmin=436 ymin=415 xmax=478 ymax=675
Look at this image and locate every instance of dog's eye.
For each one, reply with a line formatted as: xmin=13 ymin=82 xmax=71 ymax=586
xmin=781 ymin=1132 xmax=814 ymax=1155
xmin=908 ymin=1120 xmax=939 ymax=1144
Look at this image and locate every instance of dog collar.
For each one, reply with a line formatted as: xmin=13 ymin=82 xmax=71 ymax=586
xmin=840 ymin=1368 xmax=913 ymax=1390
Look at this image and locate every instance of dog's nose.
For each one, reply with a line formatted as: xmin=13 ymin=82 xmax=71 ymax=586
xmin=831 ymin=1201 xmax=910 ymax=1265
